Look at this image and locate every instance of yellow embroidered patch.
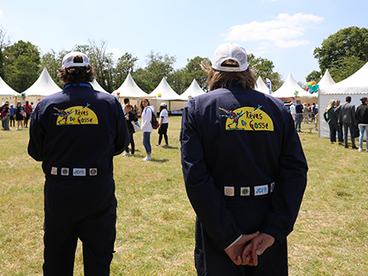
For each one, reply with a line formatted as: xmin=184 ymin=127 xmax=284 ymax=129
xmin=54 ymin=105 xmax=98 ymax=126
xmin=219 ymin=106 xmax=274 ymax=131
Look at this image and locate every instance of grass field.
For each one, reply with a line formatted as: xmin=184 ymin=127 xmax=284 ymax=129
xmin=0 ymin=117 xmax=367 ymax=275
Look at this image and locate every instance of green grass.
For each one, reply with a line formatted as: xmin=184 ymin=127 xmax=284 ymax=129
xmin=1 ymin=118 xmax=368 ymax=275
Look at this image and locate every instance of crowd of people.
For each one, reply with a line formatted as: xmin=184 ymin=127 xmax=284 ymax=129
xmin=289 ymin=100 xmax=318 ymax=132
xmin=0 ymin=100 xmax=34 ymax=131
xmin=324 ymin=96 xmax=368 ymax=151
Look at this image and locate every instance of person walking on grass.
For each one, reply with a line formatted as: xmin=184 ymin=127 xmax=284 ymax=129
xmin=140 ymin=98 xmax=154 ymax=161
xmin=28 ymin=52 xmax=129 ymax=276
xmin=335 ymin=96 xmax=357 ymax=149
xmin=14 ymin=101 xmax=25 ymax=130
xmin=323 ymin=99 xmax=341 ymax=144
xmin=355 ymin=97 xmax=368 ymax=152
xmin=295 ymin=99 xmax=303 ymax=132
xmin=123 ymin=104 xmax=138 ymax=156
xmin=180 ymin=42 xmax=307 ymax=276
xmin=156 ymin=102 xmax=169 ymax=147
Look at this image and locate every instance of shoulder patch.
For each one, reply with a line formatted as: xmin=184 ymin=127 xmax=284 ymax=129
xmin=219 ymin=105 xmax=274 ymax=131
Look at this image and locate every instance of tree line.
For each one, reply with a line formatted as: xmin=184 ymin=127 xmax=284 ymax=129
xmin=1 ymin=26 xmax=367 ymax=94
xmin=0 ymin=30 xmax=283 ymax=94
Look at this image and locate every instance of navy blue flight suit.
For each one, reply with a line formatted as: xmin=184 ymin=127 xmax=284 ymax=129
xmin=180 ymin=84 xmax=308 ymax=275
xmin=28 ymin=81 xmax=129 ymax=276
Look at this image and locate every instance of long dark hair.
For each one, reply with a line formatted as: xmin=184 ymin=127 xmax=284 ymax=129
xmin=140 ymin=99 xmax=150 ymax=114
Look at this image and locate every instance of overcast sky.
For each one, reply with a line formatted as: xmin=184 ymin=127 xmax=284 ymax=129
xmin=1 ymin=0 xmax=367 ymax=84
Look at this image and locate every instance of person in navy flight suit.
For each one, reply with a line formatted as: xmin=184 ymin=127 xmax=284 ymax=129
xmin=28 ymin=52 xmax=129 ymax=276
xmin=180 ymin=43 xmax=308 ymax=275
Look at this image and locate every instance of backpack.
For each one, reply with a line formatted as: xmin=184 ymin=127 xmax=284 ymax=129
xmin=150 ymin=109 xmax=159 ymax=129
xmin=1 ymin=107 xmax=6 ymax=118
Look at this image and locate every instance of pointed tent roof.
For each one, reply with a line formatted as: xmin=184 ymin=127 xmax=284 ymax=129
xmin=180 ymin=79 xmax=205 ymax=100
xmin=113 ymin=73 xmax=149 ymax=98
xmin=152 ymin=77 xmax=182 ymax=101
xmin=24 ymin=68 xmax=61 ymax=96
xmin=319 ymin=62 xmax=368 ymax=95
xmin=318 ymin=69 xmax=335 ymax=89
xmin=255 ymin=77 xmax=271 ymax=94
xmin=0 ymin=76 xmax=18 ymax=96
xmin=90 ymin=78 xmax=109 ymax=93
xmin=272 ymin=73 xmax=315 ymax=98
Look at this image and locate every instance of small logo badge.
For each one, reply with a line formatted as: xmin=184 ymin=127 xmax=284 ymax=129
xmin=241 ymin=187 xmax=250 ymax=196
xmin=73 ymin=168 xmax=86 ymax=176
xmin=224 ymin=186 xmax=235 ymax=196
xmin=51 ymin=167 xmax=57 ymax=175
xmin=61 ymin=168 xmax=69 ymax=176
xmin=89 ymin=168 xmax=97 ymax=176
xmin=254 ymin=185 xmax=268 ymax=196
xmin=270 ymin=182 xmax=275 ymax=193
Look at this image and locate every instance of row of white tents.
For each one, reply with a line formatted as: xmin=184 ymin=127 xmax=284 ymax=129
xmin=0 ymin=68 xmax=206 ymax=101
xmin=1 ymin=63 xmax=367 ymax=140
xmin=0 ymin=66 xmax=327 ymax=101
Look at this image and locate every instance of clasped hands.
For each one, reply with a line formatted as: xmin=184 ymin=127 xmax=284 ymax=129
xmin=224 ymin=232 xmax=275 ymax=266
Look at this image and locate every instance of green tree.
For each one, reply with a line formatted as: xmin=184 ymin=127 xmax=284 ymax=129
xmin=3 ymin=40 xmax=41 ymax=92
xmin=305 ymin=70 xmax=322 ymax=83
xmin=0 ymin=27 xmax=11 ymax=79
xmin=313 ymin=26 xmax=368 ymax=81
xmin=114 ymin=52 xmax=138 ymax=89
xmin=133 ymin=51 xmax=176 ymax=94
xmin=40 ymin=49 xmax=65 ymax=88
xmin=179 ymin=56 xmax=210 ymax=93
xmin=74 ymin=40 xmax=115 ymax=92
xmin=328 ymin=56 xmax=366 ymax=83
xmin=248 ymin=53 xmax=283 ymax=91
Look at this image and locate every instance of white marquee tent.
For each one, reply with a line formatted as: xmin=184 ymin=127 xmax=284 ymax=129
xmin=179 ymin=79 xmax=205 ymax=100
xmin=91 ymin=79 xmax=109 ymax=94
xmin=318 ymin=69 xmax=335 ymax=89
xmin=255 ymin=77 xmax=271 ymax=94
xmin=318 ymin=62 xmax=368 ymax=138
xmin=24 ymin=68 xmax=61 ymax=96
xmin=113 ymin=73 xmax=150 ymax=98
xmin=0 ymin=76 xmax=18 ymax=105
xmin=151 ymin=77 xmax=184 ymax=113
xmin=272 ymin=73 xmax=315 ymax=100
xmin=0 ymin=76 xmax=18 ymax=97
xmin=152 ymin=77 xmax=182 ymax=101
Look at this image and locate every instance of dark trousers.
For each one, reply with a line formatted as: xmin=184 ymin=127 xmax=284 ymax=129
xmin=10 ymin=116 xmax=15 ymax=127
xmin=295 ymin=114 xmax=302 ymax=131
xmin=328 ymin=123 xmax=338 ymax=142
xmin=343 ymin=123 xmax=356 ymax=148
xmin=338 ymin=124 xmax=343 ymax=142
xmin=126 ymin=133 xmax=135 ymax=154
xmin=43 ymin=177 xmax=117 ymax=276
xmin=158 ymin=123 xmax=169 ymax=145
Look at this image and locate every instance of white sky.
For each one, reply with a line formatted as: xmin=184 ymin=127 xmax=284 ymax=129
xmin=1 ymin=0 xmax=367 ymax=84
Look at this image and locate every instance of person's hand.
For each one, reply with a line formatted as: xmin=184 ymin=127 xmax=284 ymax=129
xmin=242 ymin=233 xmax=275 ymax=266
xmin=224 ymin=232 xmax=259 ymax=266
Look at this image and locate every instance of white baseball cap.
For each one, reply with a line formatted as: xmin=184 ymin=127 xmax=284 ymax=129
xmin=62 ymin=52 xmax=90 ymax=69
xmin=212 ymin=43 xmax=248 ymax=72
xmin=160 ymin=102 xmax=167 ymax=106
